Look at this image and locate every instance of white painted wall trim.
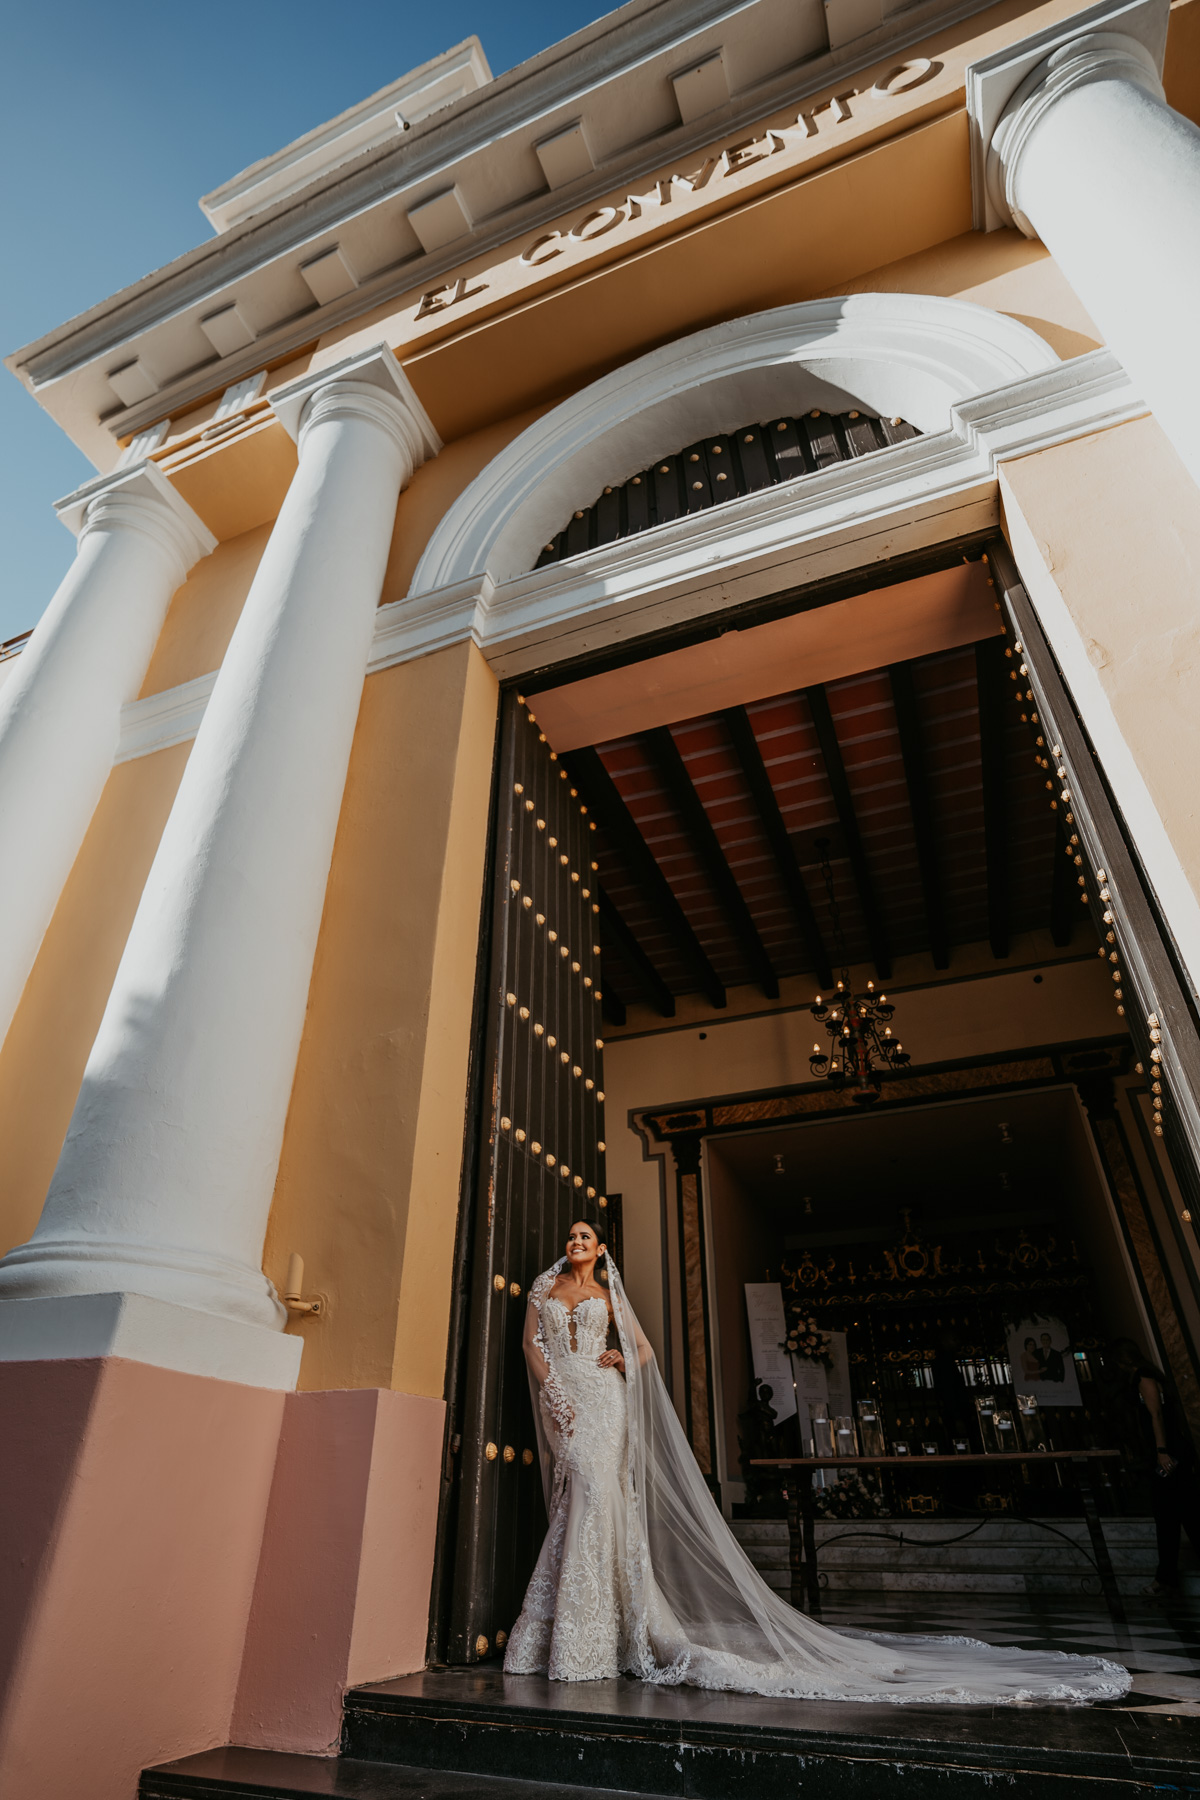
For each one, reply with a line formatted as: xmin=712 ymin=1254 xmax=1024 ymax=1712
xmin=113 ymin=342 xmax=1142 ymax=764
xmin=115 ymin=670 xmax=217 ymax=763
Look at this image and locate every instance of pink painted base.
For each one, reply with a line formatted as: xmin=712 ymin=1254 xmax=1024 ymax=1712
xmin=232 ymin=1387 xmax=445 ymax=1753
xmin=0 ymin=1357 xmax=283 ymax=1800
xmin=0 ymin=1360 xmax=445 ymax=1798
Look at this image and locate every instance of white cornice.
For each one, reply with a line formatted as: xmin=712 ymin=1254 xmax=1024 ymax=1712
xmin=200 ymin=40 xmax=493 ymax=233
xmin=7 ymin=0 xmax=1002 ymax=465
xmin=111 ymin=344 xmax=1142 ymax=763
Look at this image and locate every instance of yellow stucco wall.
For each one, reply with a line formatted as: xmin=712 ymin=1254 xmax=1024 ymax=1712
xmin=6 ymin=0 xmax=1199 ymax=1392
xmin=1000 ymin=416 xmax=1200 ymax=926
xmin=262 ymin=640 xmax=499 ymax=1394
xmin=0 ymin=745 xmax=192 ymax=1258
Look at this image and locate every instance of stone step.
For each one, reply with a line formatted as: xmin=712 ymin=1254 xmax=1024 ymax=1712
xmin=732 ymin=1513 xmax=1173 ymax=1596
xmin=141 ymin=1748 xmax=644 ymax=1799
xmin=333 ymin=1666 xmax=1200 ymax=1797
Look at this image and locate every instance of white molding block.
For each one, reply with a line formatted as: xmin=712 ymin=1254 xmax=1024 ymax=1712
xmin=199 ymin=303 xmax=257 ymax=357
xmin=407 ymin=186 xmax=473 ymax=252
xmin=535 ymin=121 xmax=594 ymax=189
xmin=0 ymin=1292 xmax=302 ymax=1388
xmin=299 ymin=245 xmax=360 ymax=306
xmin=106 ymin=359 xmax=160 ymax=407
xmin=200 ymin=37 xmax=492 ymax=232
xmin=671 ymin=51 xmax=729 ymax=123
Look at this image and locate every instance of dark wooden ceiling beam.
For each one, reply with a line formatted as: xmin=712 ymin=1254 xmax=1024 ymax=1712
xmin=642 ymin=726 xmax=780 ymax=1000
xmin=804 ymin=685 xmax=892 ymax=979
xmin=721 ymin=705 xmax=832 ymax=990
xmin=887 ymin=663 xmax=949 ymax=970
xmin=600 ymin=986 xmax=628 ymax=1028
xmin=562 ymin=747 xmax=726 ymax=1009
xmin=1050 ymin=819 xmax=1076 ymax=949
xmin=975 ymin=639 xmax=1010 ymax=960
xmin=598 ymin=887 xmax=675 ymax=1018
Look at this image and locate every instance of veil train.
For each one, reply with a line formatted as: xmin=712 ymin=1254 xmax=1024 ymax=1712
xmin=520 ymin=1252 xmax=1129 ymax=1705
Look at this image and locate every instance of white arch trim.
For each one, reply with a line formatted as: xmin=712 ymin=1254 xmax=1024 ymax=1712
xmin=411 ymin=294 xmax=1063 ymax=597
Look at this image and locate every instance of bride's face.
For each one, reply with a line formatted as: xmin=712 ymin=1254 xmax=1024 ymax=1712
xmin=565 ymin=1221 xmax=605 ymax=1270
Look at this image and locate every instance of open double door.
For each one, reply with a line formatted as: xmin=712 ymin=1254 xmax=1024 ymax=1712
xmin=434 ymin=537 xmax=1200 ymax=1660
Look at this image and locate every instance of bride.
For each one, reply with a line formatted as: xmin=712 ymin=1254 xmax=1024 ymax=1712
xmin=504 ymin=1220 xmax=1129 ymax=1704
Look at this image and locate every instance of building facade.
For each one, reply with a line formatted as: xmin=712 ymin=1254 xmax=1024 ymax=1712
xmin=2 ymin=0 xmax=1200 ymax=1792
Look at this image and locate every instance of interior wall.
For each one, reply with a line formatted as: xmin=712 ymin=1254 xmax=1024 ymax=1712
xmin=605 ymin=945 xmax=1123 ymax=1410
xmin=1060 ymin=1084 xmax=1153 ymax=1347
xmin=704 ymin=1144 xmax=773 ymax=1492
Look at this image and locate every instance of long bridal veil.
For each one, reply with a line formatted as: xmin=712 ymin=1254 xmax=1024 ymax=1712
xmin=527 ymin=1252 xmax=1128 ymax=1705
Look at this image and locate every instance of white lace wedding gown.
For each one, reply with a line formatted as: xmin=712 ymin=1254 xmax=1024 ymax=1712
xmin=504 ymin=1259 xmax=1130 ymax=1705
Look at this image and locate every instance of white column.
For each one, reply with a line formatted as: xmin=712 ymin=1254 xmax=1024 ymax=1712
xmin=0 ymin=348 xmax=439 ymax=1367
xmin=0 ymin=463 xmax=214 ymax=1051
xmin=970 ymin=0 xmax=1200 ymax=491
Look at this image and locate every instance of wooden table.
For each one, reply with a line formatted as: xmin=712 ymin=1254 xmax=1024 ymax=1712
xmin=750 ymin=1452 xmax=1126 ymax=1629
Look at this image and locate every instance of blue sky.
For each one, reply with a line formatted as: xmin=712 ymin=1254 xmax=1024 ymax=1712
xmin=0 ymin=0 xmax=607 ymax=642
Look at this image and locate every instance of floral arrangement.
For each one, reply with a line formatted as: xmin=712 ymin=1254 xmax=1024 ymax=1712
xmin=810 ymin=1469 xmax=889 ymax=1520
xmin=782 ymin=1313 xmax=833 ymax=1369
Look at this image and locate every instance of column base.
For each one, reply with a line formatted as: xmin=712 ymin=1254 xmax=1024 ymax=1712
xmin=0 ymin=1292 xmax=302 ymax=1389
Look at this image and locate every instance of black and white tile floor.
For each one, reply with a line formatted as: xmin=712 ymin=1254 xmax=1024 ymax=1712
xmin=819 ymin=1591 xmax=1200 ymax=1712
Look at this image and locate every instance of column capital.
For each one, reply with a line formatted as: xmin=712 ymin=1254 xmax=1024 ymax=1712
xmin=55 ymin=459 xmax=217 ymax=581
xmin=966 ymin=0 xmax=1169 ymax=232
xmin=270 ymin=343 xmax=442 ymax=481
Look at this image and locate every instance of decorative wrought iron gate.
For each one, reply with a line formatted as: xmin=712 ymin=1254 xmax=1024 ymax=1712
xmin=445 ymin=690 xmax=609 ymax=1664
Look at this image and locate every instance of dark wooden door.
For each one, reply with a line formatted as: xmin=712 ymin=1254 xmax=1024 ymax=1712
xmin=446 ymin=690 xmax=609 ymax=1664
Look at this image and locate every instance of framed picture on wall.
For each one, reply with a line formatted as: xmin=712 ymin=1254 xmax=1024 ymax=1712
xmin=1005 ymin=1315 xmax=1083 ymax=1407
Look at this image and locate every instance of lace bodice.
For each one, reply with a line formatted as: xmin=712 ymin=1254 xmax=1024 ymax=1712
xmin=541 ymin=1294 xmax=611 ymax=1365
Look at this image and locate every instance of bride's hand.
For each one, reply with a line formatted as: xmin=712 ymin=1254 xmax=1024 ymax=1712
xmin=599 ymin=1349 xmax=626 ymax=1373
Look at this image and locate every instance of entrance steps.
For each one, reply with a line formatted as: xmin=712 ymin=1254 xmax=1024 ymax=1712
xmin=142 ymin=1666 xmax=1200 ymax=1799
xmin=731 ymin=1515 xmax=1189 ymax=1597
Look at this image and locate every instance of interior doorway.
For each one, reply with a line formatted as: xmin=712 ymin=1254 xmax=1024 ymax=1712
xmin=702 ymin=1084 xmax=1148 ymax=1512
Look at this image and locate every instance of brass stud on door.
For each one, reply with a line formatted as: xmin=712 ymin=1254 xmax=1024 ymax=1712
xmin=485 ymin=1443 xmax=498 ymax=1461
xmin=509 ymin=1281 xmax=522 ymax=1298
xmin=493 ymin=1275 xmax=505 ymax=1292
xmin=496 ymin=1630 xmax=508 ymax=1649
xmin=522 ymin=1448 xmax=534 ymax=1466
xmin=476 ymin=1635 xmax=489 ymax=1655
xmin=503 ymin=1445 xmax=516 ymax=1462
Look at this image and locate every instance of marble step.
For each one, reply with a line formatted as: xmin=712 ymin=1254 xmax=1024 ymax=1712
xmin=732 ymin=1515 xmax=1179 ymax=1596
xmin=743 ymin=1542 xmax=1158 ymax=1571
xmin=733 ymin=1518 xmax=1158 ymax=1543
xmin=336 ymin=1666 xmax=1200 ymax=1798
